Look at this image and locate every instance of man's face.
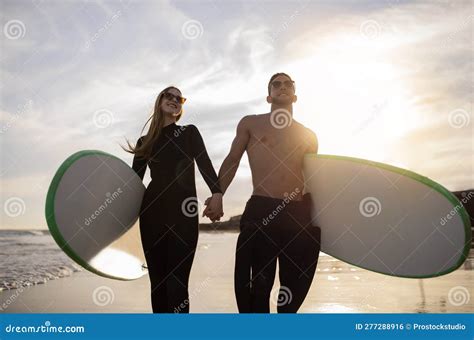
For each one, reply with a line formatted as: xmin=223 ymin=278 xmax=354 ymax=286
xmin=268 ymin=75 xmax=296 ymax=105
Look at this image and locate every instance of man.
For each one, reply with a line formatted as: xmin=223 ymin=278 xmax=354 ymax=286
xmin=204 ymin=73 xmax=321 ymax=313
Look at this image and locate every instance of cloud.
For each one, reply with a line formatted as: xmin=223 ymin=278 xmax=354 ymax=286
xmin=1 ymin=0 xmax=472 ymax=229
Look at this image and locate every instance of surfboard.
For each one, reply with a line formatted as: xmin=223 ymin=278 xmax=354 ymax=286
xmin=303 ymin=154 xmax=471 ymax=278
xmin=45 ymin=150 xmax=147 ymax=280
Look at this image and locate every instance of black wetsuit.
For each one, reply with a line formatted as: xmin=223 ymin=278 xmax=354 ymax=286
xmin=234 ymin=193 xmax=321 ymax=313
xmin=132 ymin=122 xmax=221 ymax=313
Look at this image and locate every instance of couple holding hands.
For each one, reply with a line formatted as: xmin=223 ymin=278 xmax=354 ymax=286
xmin=125 ymin=72 xmax=321 ymax=314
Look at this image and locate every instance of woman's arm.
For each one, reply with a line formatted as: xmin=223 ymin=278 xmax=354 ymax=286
xmin=190 ymin=125 xmax=222 ymax=194
xmin=190 ymin=125 xmax=223 ymax=221
xmin=132 ymin=136 xmax=147 ymax=181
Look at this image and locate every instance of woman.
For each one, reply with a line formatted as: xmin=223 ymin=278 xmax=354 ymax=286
xmin=123 ymin=86 xmax=223 ymax=313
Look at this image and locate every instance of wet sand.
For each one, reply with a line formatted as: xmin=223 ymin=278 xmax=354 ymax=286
xmin=1 ymin=232 xmax=472 ymax=313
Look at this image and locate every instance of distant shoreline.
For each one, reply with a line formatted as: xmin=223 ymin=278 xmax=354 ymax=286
xmin=0 ymin=215 xmax=243 ymax=233
xmin=3 ymin=189 xmax=472 ymax=232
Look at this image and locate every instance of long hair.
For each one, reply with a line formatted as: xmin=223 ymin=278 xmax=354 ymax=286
xmin=122 ymin=86 xmax=183 ymax=160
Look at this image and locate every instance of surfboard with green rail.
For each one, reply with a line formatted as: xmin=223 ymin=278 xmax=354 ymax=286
xmin=303 ymin=154 xmax=471 ymax=278
xmin=45 ymin=150 xmax=147 ymax=280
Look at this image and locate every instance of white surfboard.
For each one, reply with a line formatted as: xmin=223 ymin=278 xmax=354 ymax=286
xmin=45 ymin=150 xmax=147 ymax=280
xmin=303 ymin=154 xmax=471 ymax=278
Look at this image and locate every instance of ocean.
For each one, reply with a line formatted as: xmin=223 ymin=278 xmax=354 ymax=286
xmin=0 ymin=229 xmax=82 ymax=291
xmin=0 ymin=230 xmax=472 ymax=313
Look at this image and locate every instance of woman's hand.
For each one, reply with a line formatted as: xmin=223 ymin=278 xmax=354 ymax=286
xmin=203 ymin=193 xmax=223 ymax=222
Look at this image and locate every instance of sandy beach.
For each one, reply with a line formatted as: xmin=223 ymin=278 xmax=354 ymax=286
xmin=1 ymin=232 xmax=472 ymax=314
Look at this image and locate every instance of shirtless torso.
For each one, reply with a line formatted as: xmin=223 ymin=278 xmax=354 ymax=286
xmin=238 ymin=113 xmax=318 ymax=201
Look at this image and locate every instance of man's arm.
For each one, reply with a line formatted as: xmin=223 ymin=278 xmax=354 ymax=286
xmin=218 ymin=116 xmax=251 ymax=194
xmin=302 ymin=128 xmax=318 ymax=196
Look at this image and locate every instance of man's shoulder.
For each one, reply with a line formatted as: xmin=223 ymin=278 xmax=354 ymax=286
xmin=240 ymin=113 xmax=269 ymax=124
xmin=291 ymin=121 xmax=317 ymax=145
xmin=237 ymin=114 xmax=257 ymax=127
xmin=240 ymin=114 xmax=258 ymax=120
xmin=293 ymin=120 xmax=316 ymax=135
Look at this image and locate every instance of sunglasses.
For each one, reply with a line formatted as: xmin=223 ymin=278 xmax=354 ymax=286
xmin=271 ymin=80 xmax=295 ymax=89
xmin=163 ymin=92 xmax=186 ymax=104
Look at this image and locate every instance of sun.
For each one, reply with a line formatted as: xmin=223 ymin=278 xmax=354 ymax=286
xmin=286 ymin=33 xmax=421 ymax=165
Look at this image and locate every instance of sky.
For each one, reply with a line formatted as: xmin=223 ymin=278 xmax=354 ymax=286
xmin=1 ymin=0 xmax=472 ymax=229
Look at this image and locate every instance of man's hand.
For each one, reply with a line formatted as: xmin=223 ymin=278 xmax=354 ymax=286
xmin=202 ymin=194 xmax=224 ymax=222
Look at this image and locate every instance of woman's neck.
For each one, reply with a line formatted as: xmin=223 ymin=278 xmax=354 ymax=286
xmin=163 ymin=117 xmax=177 ymax=127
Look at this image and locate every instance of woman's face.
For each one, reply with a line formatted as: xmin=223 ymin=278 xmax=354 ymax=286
xmin=160 ymin=88 xmax=183 ymax=117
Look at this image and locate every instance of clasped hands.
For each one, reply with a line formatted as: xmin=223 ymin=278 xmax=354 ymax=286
xmin=202 ymin=193 xmax=224 ymax=222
